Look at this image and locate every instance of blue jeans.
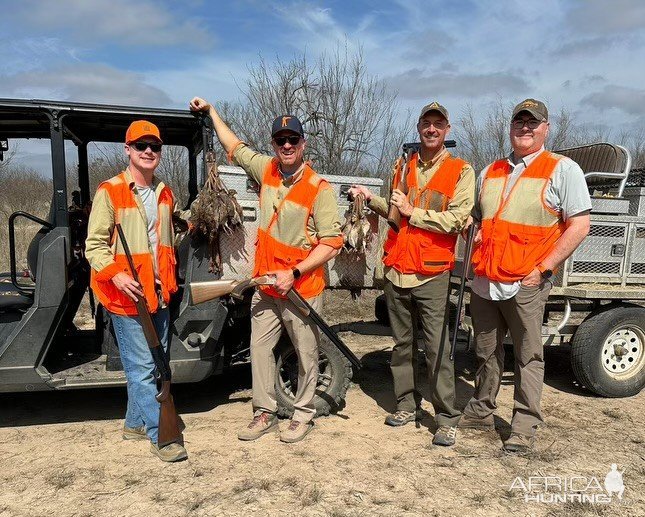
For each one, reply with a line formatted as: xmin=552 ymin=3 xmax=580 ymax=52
xmin=110 ymin=308 xmax=169 ymax=445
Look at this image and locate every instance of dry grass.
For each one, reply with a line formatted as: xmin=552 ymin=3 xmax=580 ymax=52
xmin=300 ymin=484 xmax=324 ymax=507
xmin=47 ymin=470 xmax=75 ymax=490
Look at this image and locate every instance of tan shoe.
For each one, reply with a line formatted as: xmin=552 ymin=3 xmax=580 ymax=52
xmin=503 ymin=433 xmax=535 ymax=454
xmin=237 ymin=412 xmax=278 ymax=441
xmin=458 ymin=413 xmax=495 ymax=430
xmin=280 ymin=420 xmax=314 ymax=443
xmin=122 ymin=425 xmax=147 ymax=440
xmin=432 ymin=426 xmax=457 ymax=446
xmin=150 ymin=442 xmax=188 ymax=462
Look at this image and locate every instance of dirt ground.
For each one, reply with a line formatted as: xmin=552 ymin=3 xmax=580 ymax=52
xmin=0 ymin=290 xmax=643 ymax=517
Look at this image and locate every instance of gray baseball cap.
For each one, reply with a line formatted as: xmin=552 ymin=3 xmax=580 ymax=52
xmin=512 ymin=98 xmax=548 ymax=121
xmin=419 ymin=101 xmax=449 ymax=121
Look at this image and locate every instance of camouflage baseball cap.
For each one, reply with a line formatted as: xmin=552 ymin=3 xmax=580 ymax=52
xmin=419 ymin=102 xmax=449 ymax=121
xmin=512 ymin=98 xmax=548 ymax=121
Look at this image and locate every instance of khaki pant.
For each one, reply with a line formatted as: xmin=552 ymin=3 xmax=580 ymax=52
xmin=250 ymin=289 xmax=321 ymax=423
xmin=463 ymin=282 xmax=551 ymax=436
xmin=385 ymin=272 xmax=461 ymax=427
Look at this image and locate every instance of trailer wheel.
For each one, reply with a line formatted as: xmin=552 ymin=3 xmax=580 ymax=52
xmin=274 ymin=333 xmax=353 ymax=418
xmin=571 ymin=305 xmax=645 ymax=397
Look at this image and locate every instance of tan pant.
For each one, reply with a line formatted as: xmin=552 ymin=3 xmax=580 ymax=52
xmin=250 ymin=289 xmax=321 ymax=423
xmin=463 ymin=282 xmax=551 ymax=436
xmin=385 ymin=272 xmax=461 ymax=427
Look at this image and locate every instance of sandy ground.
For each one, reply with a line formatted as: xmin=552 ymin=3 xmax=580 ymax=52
xmin=0 ymin=291 xmax=643 ymax=517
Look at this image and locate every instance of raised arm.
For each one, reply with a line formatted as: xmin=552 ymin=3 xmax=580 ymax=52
xmin=189 ymin=97 xmax=242 ymax=155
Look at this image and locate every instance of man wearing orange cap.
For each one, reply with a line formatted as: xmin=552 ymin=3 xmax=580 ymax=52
xmin=86 ymin=120 xmax=188 ymax=462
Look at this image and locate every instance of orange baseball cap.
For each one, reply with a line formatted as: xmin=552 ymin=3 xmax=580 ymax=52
xmin=125 ymin=120 xmax=163 ymax=144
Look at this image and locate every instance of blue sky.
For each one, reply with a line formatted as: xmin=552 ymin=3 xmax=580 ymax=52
xmin=1 ymin=0 xmax=644 ymax=166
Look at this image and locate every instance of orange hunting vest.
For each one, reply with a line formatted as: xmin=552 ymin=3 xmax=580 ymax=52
xmin=90 ymin=172 xmax=178 ymax=316
xmin=471 ymin=151 xmax=566 ymax=282
xmin=383 ymin=153 xmax=465 ymax=275
xmin=253 ymin=160 xmax=328 ymax=299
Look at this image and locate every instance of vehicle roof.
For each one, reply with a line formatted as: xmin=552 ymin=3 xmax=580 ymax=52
xmin=0 ymin=98 xmax=204 ymax=148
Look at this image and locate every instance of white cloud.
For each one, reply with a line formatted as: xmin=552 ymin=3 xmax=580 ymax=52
xmin=566 ymin=0 xmax=645 ymax=34
xmin=2 ymin=64 xmax=172 ymax=106
xmin=15 ymin=0 xmax=213 ymax=49
xmin=581 ymin=85 xmax=645 ymax=117
xmin=384 ymin=68 xmax=529 ymax=100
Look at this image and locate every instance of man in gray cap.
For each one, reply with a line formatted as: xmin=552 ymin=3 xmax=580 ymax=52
xmin=350 ymin=102 xmax=475 ymax=446
xmin=460 ymin=98 xmax=591 ymax=453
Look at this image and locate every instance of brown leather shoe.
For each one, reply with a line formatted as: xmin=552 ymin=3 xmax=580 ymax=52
xmin=150 ymin=442 xmax=188 ymax=462
xmin=237 ymin=412 xmax=278 ymax=441
xmin=458 ymin=413 xmax=495 ymax=430
xmin=280 ymin=420 xmax=314 ymax=443
xmin=122 ymin=425 xmax=147 ymax=440
xmin=503 ymin=433 xmax=535 ymax=454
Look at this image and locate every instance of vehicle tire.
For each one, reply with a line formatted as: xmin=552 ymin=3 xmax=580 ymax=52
xmin=274 ymin=333 xmax=353 ymax=418
xmin=571 ymin=304 xmax=645 ymax=397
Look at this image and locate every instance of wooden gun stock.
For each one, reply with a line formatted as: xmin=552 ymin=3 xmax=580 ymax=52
xmin=387 ymin=150 xmax=413 ymax=232
xmin=115 ymin=224 xmax=183 ymax=448
xmin=189 ymin=275 xmax=276 ymax=305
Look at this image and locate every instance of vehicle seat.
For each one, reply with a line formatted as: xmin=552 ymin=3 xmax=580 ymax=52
xmin=0 ymin=276 xmax=33 ymax=310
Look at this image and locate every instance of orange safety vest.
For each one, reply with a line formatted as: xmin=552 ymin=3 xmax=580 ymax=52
xmin=471 ymin=150 xmax=565 ymax=282
xmin=90 ymin=172 xmax=178 ymax=316
xmin=253 ymin=160 xmax=328 ymax=299
xmin=383 ymin=153 xmax=465 ymax=275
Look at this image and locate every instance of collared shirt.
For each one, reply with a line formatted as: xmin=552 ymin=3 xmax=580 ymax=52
xmin=233 ymin=144 xmax=343 ymax=247
xmin=471 ymin=147 xmax=592 ymax=301
xmin=368 ymin=147 xmax=475 ymax=288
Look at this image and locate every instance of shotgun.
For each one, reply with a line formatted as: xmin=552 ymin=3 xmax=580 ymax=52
xmin=450 ymin=224 xmax=476 ymax=361
xmin=115 ymin=223 xmax=183 ymax=448
xmin=286 ymin=288 xmax=362 ymax=370
xmin=189 ymin=275 xmax=276 ymax=305
xmin=387 ymin=148 xmax=413 ymax=232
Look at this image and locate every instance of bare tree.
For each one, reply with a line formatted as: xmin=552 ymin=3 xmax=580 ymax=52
xmin=218 ymin=45 xmax=409 ymax=178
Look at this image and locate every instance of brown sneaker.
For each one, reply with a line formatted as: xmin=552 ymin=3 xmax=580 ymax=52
xmin=432 ymin=426 xmax=457 ymax=446
xmin=458 ymin=413 xmax=495 ymax=430
xmin=280 ymin=420 xmax=314 ymax=443
xmin=384 ymin=410 xmax=420 ymax=427
xmin=237 ymin=411 xmax=278 ymax=441
xmin=503 ymin=433 xmax=535 ymax=454
xmin=150 ymin=442 xmax=188 ymax=462
xmin=122 ymin=425 xmax=147 ymax=440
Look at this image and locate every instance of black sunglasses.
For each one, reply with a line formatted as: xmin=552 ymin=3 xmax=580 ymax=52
xmin=273 ymin=135 xmax=301 ymax=146
xmin=131 ymin=141 xmax=162 ymax=152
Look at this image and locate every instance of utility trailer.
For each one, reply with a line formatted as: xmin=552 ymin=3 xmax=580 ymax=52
xmin=0 ymin=99 xmax=383 ymax=417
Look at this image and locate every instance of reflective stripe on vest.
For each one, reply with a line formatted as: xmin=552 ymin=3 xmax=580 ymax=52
xmin=471 ymin=151 xmax=565 ymax=282
xmin=383 ymin=153 xmax=465 ymax=275
xmin=253 ymin=160 xmax=327 ymax=299
xmin=90 ymin=172 xmax=178 ymax=316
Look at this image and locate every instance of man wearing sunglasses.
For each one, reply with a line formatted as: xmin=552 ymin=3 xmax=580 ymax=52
xmin=461 ymin=99 xmax=591 ymax=453
xmin=86 ymin=120 xmax=188 ymax=462
xmin=349 ymin=103 xmax=475 ymax=447
xmin=189 ymin=97 xmax=343 ymax=443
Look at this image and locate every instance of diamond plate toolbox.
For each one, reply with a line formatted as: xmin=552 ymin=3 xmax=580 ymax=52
xmin=217 ymin=165 xmax=385 ymax=288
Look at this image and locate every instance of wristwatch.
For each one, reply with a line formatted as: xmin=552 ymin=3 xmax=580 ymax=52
xmin=537 ymin=263 xmax=553 ymax=280
xmin=292 ymin=267 xmax=302 ymax=279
